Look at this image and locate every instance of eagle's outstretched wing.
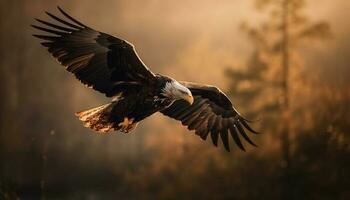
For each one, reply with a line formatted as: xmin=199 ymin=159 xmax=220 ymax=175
xmin=161 ymin=81 xmax=259 ymax=152
xmin=32 ymin=6 xmax=156 ymax=97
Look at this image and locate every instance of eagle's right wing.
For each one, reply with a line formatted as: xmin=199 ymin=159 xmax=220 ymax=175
xmin=32 ymin=7 xmax=156 ymax=97
xmin=161 ymin=81 xmax=259 ymax=152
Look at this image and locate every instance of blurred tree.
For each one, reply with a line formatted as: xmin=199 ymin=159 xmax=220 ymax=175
xmin=226 ymin=0 xmax=332 ymax=199
xmin=1 ymin=1 xmax=348 ymax=199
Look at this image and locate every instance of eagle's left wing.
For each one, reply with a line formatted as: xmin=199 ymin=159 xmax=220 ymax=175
xmin=161 ymin=81 xmax=259 ymax=152
xmin=32 ymin=7 xmax=156 ymax=97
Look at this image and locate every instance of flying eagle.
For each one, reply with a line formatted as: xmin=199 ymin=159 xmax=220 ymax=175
xmin=32 ymin=7 xmax=259 ymax=152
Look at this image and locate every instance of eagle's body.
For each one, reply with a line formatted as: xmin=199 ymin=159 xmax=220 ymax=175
xmin=76 ymin=75 xmax=188 ymax=133
xmin=32 ymin=7 xmax=259 ymax=152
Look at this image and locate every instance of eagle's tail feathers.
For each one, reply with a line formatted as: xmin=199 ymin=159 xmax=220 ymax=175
xmin=75 ymin=103 xmax=116 ymax=133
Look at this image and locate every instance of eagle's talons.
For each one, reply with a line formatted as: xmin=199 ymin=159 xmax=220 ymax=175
xmin=118 ymin=117 xmax=137 ymax=133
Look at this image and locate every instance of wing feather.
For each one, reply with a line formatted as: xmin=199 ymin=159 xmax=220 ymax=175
xmin=229 ymin=122 xmax=245 ymax=151
xmin=219 ymin=119 xmax=230 ymax=151
xmin=32 ymin=7 xmax=156 ymax=97
xmin=35 ymin=18 xmax=77 ymax=32
xmin=188 ymin=108 xmax=210 ymax=130
xmin=210 ymin=117 xmax=220 ymax=146
xmin=236 ymin=120 xmax=257 ymax=147
xmin=183 ymin=104 xmax=209 ymax=126
xmin=161 ymin=82 xmax=258 ymax=152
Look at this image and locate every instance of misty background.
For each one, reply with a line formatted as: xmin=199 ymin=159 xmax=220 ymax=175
xmin=0 ymin=0 xmax=349 ymax=199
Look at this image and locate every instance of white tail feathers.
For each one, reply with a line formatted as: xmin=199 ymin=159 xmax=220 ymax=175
xmin=75 ymin=103 xmax=116 ymax=133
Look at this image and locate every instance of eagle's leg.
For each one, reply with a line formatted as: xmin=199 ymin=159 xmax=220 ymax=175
xmin=118 ymin=117 xmax=138 ymax=133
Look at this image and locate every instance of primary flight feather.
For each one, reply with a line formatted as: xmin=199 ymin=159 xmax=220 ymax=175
xmin=32 ymin=7 xmax=259 ymax=152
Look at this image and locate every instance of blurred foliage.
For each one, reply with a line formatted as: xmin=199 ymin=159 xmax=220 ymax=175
xmin=0 ymin=0 xmax=349 ymax=199
xmin=225 ymin=0 xmax=350 ymax=199
xmin=0 ymin=180 xmax=19 ymax=200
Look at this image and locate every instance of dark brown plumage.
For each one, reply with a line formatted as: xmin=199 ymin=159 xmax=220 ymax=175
xmin=32 ymin=7 xmax=259 ymax=152
xmin=161 ymin=82 xmax=258 ymax=151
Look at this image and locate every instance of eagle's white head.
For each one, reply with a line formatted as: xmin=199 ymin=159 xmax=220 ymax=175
xmin=161 ymin=80 xmax=194 ymax=105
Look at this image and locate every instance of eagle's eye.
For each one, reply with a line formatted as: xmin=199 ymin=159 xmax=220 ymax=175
xmin=180 ymin=90 xmax=187 ymax=94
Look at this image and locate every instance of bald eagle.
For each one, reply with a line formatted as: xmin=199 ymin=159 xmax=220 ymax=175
xmin=32 ymin=7 xmax=259 ymax=152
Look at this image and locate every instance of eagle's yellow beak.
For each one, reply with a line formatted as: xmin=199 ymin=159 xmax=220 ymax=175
xmin=185 ymin=94 xmax=194 ymax=105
